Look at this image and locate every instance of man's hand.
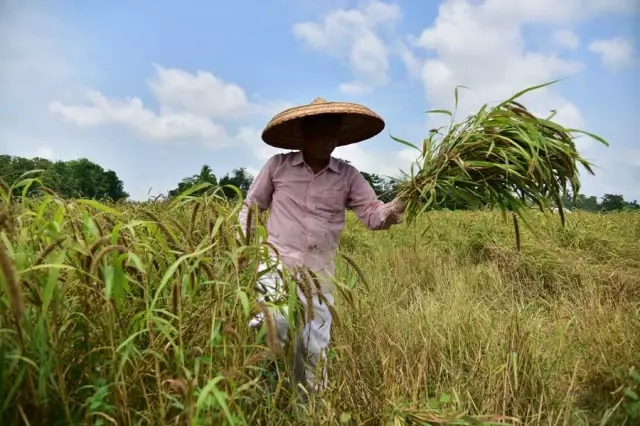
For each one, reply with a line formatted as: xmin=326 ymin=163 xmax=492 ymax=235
xmin=380 ymin=197 xmax=406 ymax=229
xmin=391 ymin=197 xmax=406 ymax=215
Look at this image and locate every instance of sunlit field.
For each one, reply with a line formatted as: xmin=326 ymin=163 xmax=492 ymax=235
xmin=1 ymin=193 xmax=639 ymax=425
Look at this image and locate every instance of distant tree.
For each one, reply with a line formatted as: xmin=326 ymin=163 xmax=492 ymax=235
xmin=63 ymin=159 xmax=128 ymax=200
xmin=169 ymin=166 xmax=253 ymax=200
xmin=575 ymin=194 xmax=600 ymax=212
xmin=335 ymin=158 xmax=398 ymax=202
xmin=219 ymin=167 xmax=253 ymax=199
xmin=360 ymin=171 xmax=397 ymax=203
xmin=168 ymin=165 xmax=218 ymax=197
xmin=0 ymin=155 xmax=53 ymax=190
xmin=0 ymin=155 xmax=128 ymax=201
xmin=625 ymin=200 xmax=640 ymax=210
xmin=557 ymin=192 xmax=640 ymax=212
xmin=600 ymin=194 xmax=626 ymax=212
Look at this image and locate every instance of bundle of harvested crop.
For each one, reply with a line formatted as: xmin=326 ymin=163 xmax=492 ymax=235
xmin=393 ymin=82 xmax=609 ymax=248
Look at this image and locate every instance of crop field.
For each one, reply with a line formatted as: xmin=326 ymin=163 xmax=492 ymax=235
xmin=0 ymin=193 xmax=639 ymax=425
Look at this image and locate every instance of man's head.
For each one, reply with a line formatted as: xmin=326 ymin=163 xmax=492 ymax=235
xmin=300 ymin=113 xmax=343 ymax=162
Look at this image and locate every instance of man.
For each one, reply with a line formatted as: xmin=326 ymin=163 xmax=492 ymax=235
xmin=238 ymin=97 xmax=405 ymax=398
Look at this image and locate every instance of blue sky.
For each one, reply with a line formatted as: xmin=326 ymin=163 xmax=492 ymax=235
xmin=1 ymin=0 xmax=638 ymax=201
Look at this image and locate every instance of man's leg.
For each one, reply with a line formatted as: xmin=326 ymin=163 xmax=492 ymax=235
xmin=248 ymin=261 xmax=289 ymax=348
xmin=293 ymin=290 xmax=334 ymax=396
xmin=247 ymin=262 xmax=291 ymax=393
xmin=248 ymin=264 xmax=335 ymax=397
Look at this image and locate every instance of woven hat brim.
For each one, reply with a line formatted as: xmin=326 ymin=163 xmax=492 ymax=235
xmin=261 ymin=102 xmax=385 ymax=150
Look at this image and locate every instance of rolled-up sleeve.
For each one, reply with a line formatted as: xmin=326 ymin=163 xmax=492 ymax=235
xmin=238 ymin=155 xmax=278 ymax=240
xmin=346 ymin=168 xmax=403 ymax=230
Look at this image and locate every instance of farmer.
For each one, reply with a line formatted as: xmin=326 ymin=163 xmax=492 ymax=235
xmin=238 ymin=97 xmax=405 ymax=397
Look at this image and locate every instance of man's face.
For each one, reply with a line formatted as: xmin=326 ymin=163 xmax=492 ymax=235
xmin=301 ymin=115 xmax=342 ymax=161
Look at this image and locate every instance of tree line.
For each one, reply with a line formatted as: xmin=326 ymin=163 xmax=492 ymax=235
xmin=1 ymin=154 xmax=638 ymax=212
xmin=0 ymin=155 xmax=129 ymax=201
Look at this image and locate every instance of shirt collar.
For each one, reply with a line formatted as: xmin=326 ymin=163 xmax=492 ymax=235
xmin=291 ymin=151 xmax=342 ymax=174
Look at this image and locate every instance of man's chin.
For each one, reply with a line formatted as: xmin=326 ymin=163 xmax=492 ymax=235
xmin=312 ymin=153 xmax=331 ymax=161
xmin=304 ymin=150 xmax=333 ymax=162
xmin=322 ymin=149 xmax=336 ymax=159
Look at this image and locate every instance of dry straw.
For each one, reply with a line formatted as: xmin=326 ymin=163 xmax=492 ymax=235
xmin=393 ymin=81 xmax=609 ymax=248
xmin=0 ymin=238 xmax=23 ymax=323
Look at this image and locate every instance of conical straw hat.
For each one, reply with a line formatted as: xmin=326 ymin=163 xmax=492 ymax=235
xmin=261 ymin=98 xmax=385 ymax=150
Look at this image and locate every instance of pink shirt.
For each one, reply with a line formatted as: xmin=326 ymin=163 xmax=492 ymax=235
xmin=239 ymin=151 xmax=403 ymax=290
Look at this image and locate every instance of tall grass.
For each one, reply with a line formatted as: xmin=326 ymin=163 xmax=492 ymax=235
xmin=1 ymin=183 xmax=639 ymax=425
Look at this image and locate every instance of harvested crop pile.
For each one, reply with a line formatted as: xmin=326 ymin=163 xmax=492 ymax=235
xmin=393 ymin=82 xmax=609 ymax=247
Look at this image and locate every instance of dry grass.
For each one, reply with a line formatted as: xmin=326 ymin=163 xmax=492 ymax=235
xmin=337 ymin=210 xmax=640 ymax=425
xmin=0 ymin=188 xmax=639 ymax=425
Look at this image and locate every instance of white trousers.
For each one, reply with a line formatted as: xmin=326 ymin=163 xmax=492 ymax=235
xmin=248 ymin=262 xmax=334 ymax=394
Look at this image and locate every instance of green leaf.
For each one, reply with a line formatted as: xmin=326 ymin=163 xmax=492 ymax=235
xmin=237 ymin=289 xmax=250 ymax=319
xmin=127 ymin=252 xmax=146 ymax=275
xmin=175 ymin=181 xmax=213 ymax=199
xmin=566 ymin=129 xmax=610 ymax=147
xmin=40 ymin=250 xmax=67 ymax=327
xmin=112 ymin=254 xmax=128 ymax=308
xmin=427 ymin=398 xmax=439 ymax=409
xmin=340 ymin=412 xmax=352 ymax=423
xmin=625 ymin=388 xmax=639 ymax=401
xmin=16 ymin=169 xmax=46 ymax=180
xmin=195 ymin=376 xmax=233 ymax=423
xmin=76 ymin=199 xmax=123 ymax=216
xmin=103 ymin=265 xmax=115 ymax=299
xmin=454 ymin=84 xmax=468 ymax=110
xmin=390 ymin=135 xmax=421 ymax=152
xmin=500 ymin=80 xmax=561 ymax=106
xmin=426 ymin=109 xmax=453 ymax=117
xmin=151 ymin=243 xmax=216 ymax=310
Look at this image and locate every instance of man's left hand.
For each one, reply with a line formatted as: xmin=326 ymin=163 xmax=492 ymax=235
xmin=391 ymin=197 xmax=406 ymax=215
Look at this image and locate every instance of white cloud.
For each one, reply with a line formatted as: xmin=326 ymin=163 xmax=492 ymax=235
xmin=552 ymin=30 xmax=580 ymax=49
xmin=335 ymin=143 xmax=418 ymax=179
xmin=148 ymin=64 xmax=251 ymax=118
xmin=34 ymin=146 xmax=56 ymax=160
xmin=405 ymin=0 xmax=592 ymax=134
xmin=577 ymin=146 xmax=640 ymax=201
xmin=146 ymin=64 xmax=294 ymax=119
xmin=292 ymin=0 xmax=401 ymax=93
xmin=0 ymin=1 xmax=98 ymax=157
xmin=589 ymin=37 xmax=637 ymax=70
xmin=48 ymin=65 xmax=294 ymax=149
xmin=291 ymin=0 xmax=634 ymax=129
xmin=477 ymin=0 xmax=639 ymax=24
xmin=629 ymin=150 xmax=640 ymax=167
xmin=396 ymin=39 xmax=422 ymax=78
xmin=338 ymin=82 xmax=374 ymax=95
xmin=237 ymin=126 xmax=290 ymax=163
xmin=49 ymin=91 xmax=237 ymax=148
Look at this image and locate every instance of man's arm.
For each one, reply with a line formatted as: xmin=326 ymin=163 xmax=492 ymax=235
xmin=238 ymin=155 xmax=278 ymax=241
xmin=346 ymin=168 xmax=404 ymax=231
